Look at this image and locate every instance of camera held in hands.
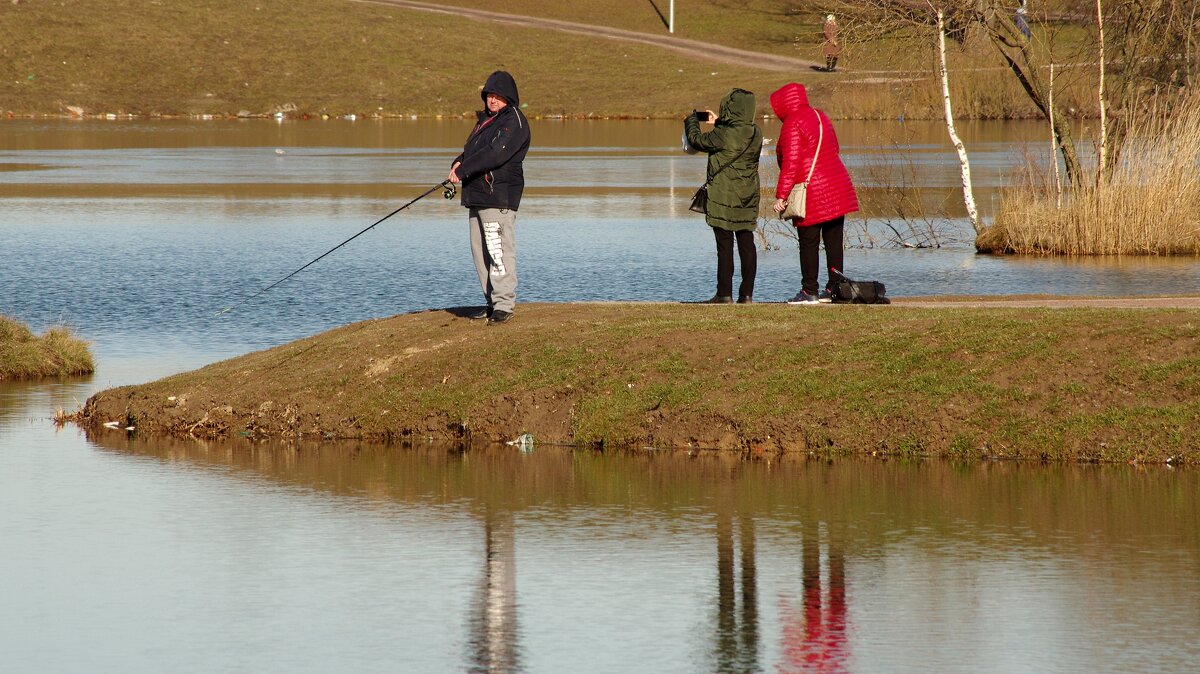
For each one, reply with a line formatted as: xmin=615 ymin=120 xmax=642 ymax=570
xmin=692 ymin=109 xmax=713 ymax=123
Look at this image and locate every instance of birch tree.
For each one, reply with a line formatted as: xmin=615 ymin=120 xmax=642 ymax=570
xmin=933 ymin=7 xmax=980 ymax=232
xmin=815 ymin=0 xmax=1200 ymax=183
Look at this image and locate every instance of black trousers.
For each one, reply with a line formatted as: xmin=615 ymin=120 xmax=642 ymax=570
xmin=714 ymin=228 xmax=757 ymax=299
xmin=797 ymin=215 xmax=845 ymax=295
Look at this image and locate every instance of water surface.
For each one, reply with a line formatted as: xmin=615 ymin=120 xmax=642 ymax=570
xmin=2 ymin=119 xmax=1198 ymax=673
xmin=2 ymin=426 xmax=1196 ymax=673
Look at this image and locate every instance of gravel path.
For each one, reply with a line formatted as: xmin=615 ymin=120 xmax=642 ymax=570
xmin=892 ymin=296 xmax=1200 ymax=309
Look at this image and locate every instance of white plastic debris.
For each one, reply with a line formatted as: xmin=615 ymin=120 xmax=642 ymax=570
xmin=506 ymin=433 xmax=535 ymax=452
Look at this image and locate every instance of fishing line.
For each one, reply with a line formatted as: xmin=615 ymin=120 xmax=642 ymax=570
xmin=215 ymin=180 xmax=457 ymax=316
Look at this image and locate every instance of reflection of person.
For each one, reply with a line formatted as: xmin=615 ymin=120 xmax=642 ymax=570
xmin=822 ymin=14 xmax=841 ymax=72
xmin=714 ymin=511 xmax=760 ymax=672
xmin=779 ymin=523 xmax=848 ymax=672
xmin=770 ymin=83 xmax=859 ymax=304
xmin=684 ymin=89 xmax=763 ymax=304
xmin=467 ymin=508 xmax=520 ymax=672
xmin=448 ymin=70 xmax=531 ymax=325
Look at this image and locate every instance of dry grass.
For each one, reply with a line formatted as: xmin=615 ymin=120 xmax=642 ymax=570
xmin=982 ymin=92 xmax=1200 ymax=255
xmin=1 ymin=0 xmax=1102 ymax=120
xmin=0 ymin=0 xmax=796 ymax=118
xmin=53 ymin=408 xmax=72 ymax=427
xmin=0 ymin=316 xmax=95 ymax=380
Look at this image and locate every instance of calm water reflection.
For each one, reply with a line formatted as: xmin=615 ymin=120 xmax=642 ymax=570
xmin=3 ymin=429 xmax=1196 ymax=673
xmin=2 ymin=119 xmax=1198 ymax=672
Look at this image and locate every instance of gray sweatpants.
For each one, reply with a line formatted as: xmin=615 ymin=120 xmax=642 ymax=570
xmin=468 ymin=207 xmax=518 ymax=313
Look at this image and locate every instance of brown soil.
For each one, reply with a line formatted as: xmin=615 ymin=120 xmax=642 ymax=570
xmin=77 ymin=299 xmax=1200 ymax=463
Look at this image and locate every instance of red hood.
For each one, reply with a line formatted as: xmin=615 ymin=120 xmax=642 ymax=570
xmin=770 ymin=83 xmax=810 ymax=120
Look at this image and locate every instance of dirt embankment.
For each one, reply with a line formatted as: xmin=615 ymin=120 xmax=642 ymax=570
xmin=78 ymin=300 xmax=1200 ymax=463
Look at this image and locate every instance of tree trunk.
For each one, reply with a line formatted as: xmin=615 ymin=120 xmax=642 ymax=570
xmin=1096 ymin=0 xmax=1108 ymax=184
xmin=1050 ymin=63 xmax=1063 ymax=208
xmin=936 ymin=10 xmax=980 ymax=233
xmin=986 ymin=12 xmax=1084 ymax=185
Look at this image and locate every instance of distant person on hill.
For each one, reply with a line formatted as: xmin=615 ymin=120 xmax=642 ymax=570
xmin=770 ymin=82 xmax=858 ymax=304
xmin=822 ymin=14 xmax=841 ymax=72
xmin=448 ymin=70 xmax=531 ymax=326
xmin=684 ymin=88 xmax=763 ymax=304
xmin=1015 ymin=0 xmax=1032 ymax=39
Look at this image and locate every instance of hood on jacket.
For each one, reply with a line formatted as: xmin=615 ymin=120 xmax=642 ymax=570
xmin=770 ymin=83 xmax=810 ymax=121
xmin=481 ymin=71 xmax=520 ymax=107
xmin=717 ymin=88 xmax=756 ymax=126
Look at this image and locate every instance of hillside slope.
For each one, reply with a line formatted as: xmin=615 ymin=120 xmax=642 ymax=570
xmin=2 ymin=0 xmax=819 ymax=117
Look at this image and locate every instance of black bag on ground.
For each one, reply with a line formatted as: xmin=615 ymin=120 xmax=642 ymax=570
xmin=830 ymin=268 xmax=889 ymax=304
xmin=689 ymin=186 xmax=709 ymax=214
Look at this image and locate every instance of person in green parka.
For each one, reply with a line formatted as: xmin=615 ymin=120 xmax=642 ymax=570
xmin=684 ymin=88 xmax=763 ymax=304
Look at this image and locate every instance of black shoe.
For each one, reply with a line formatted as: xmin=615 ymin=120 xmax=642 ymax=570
xmin=466 ymin=306 xmax=490 ymax=320
xmin=701 ymin=295 xmax=733 ymax=304
xmin=737 ymin=295 xmax=753 ymax=304
xmin=487 ymin=309 xmax=512 ymax=325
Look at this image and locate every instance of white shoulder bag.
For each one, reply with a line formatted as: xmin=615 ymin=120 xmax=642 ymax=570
xmin=780 ymin=110 xmax=823 ymax=220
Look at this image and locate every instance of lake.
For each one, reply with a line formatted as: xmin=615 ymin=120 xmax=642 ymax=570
xmin=1 ymin=119 xmax=1197 ymax=672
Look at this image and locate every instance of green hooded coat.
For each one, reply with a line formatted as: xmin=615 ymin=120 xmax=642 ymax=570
xmin=684 ymin=88 xmax=762 ymax=231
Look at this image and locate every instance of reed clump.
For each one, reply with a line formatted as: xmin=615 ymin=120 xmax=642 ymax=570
xmin=982 ymin=95 xmax=1200 ymax=255
xmin=0 ymin=316 xmax=95 ymax=380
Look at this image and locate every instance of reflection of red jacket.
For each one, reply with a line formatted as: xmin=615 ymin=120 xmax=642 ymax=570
xmin=778 ymin=552 xmax=849 ymax=673
xmin=770 ymin=83 xmax=858 ymax=227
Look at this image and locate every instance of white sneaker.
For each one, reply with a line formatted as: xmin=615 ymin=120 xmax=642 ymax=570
xmin=787 ymin=291 xmax=819 ymax=305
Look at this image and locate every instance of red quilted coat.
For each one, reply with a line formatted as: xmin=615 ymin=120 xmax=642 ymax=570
xmin=770 ymin=83 xmax=858 ymax=227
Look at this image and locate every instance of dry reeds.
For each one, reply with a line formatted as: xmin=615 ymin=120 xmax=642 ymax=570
xmin=0 ymin=316 xmax=95 ymax=380
xmin=982 ymin=93 xmax=1200 ymax=255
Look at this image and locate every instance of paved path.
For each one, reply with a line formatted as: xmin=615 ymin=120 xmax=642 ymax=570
xmin=353 ymin=0 xmax=823 ymax=71
xmin=600 ymin=297 xmax=1200 ymax=309
xmin=892 ymin=296 xmax=1200 ymax=309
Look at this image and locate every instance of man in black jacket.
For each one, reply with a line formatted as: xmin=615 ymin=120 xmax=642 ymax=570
xmin=449 ymin=71 xmax=531 ymax=325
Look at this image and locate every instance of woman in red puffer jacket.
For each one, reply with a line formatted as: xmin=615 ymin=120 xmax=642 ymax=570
xmin=770 ymin=82 xmax=858 ymax=304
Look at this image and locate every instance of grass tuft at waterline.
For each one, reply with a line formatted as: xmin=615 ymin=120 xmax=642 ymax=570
xmin=0 ymin=315 xmax=94 ymax=380
xmin=78 ymin=302 xmax=1200 ymax=464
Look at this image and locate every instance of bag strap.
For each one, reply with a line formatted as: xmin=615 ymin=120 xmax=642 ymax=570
xmin=703 ymin=128 xmax=761 ymax=188
xmin=804 ymin=109 xmax=824 ymax=184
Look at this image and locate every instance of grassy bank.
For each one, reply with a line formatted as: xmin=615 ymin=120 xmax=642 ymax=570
xmin=2 ymin=0 xmax=1095 ymax=119
xmin=0 ymin=316 xmax=94 ymax=380
xmin=79 ymin=302 xmax=1200 ymax=464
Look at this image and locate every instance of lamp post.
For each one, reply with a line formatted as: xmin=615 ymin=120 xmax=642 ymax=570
xmin=669 ymin=0 xmax=674 ymax=33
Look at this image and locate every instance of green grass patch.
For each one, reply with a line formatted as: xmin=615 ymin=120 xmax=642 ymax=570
xmin=79 ymin=302 xmax=1200 ymax=463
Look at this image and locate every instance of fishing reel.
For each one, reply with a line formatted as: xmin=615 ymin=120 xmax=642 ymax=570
xmin=443 ymin=182 xmax=457 ymax=199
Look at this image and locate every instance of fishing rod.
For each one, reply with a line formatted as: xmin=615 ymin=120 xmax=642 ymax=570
xmin=215 ymin=180 xmax=457 ymax=316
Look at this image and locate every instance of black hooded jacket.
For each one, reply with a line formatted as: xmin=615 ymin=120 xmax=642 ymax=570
xmin=452 ymin=71 xmax=531 ymax=210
